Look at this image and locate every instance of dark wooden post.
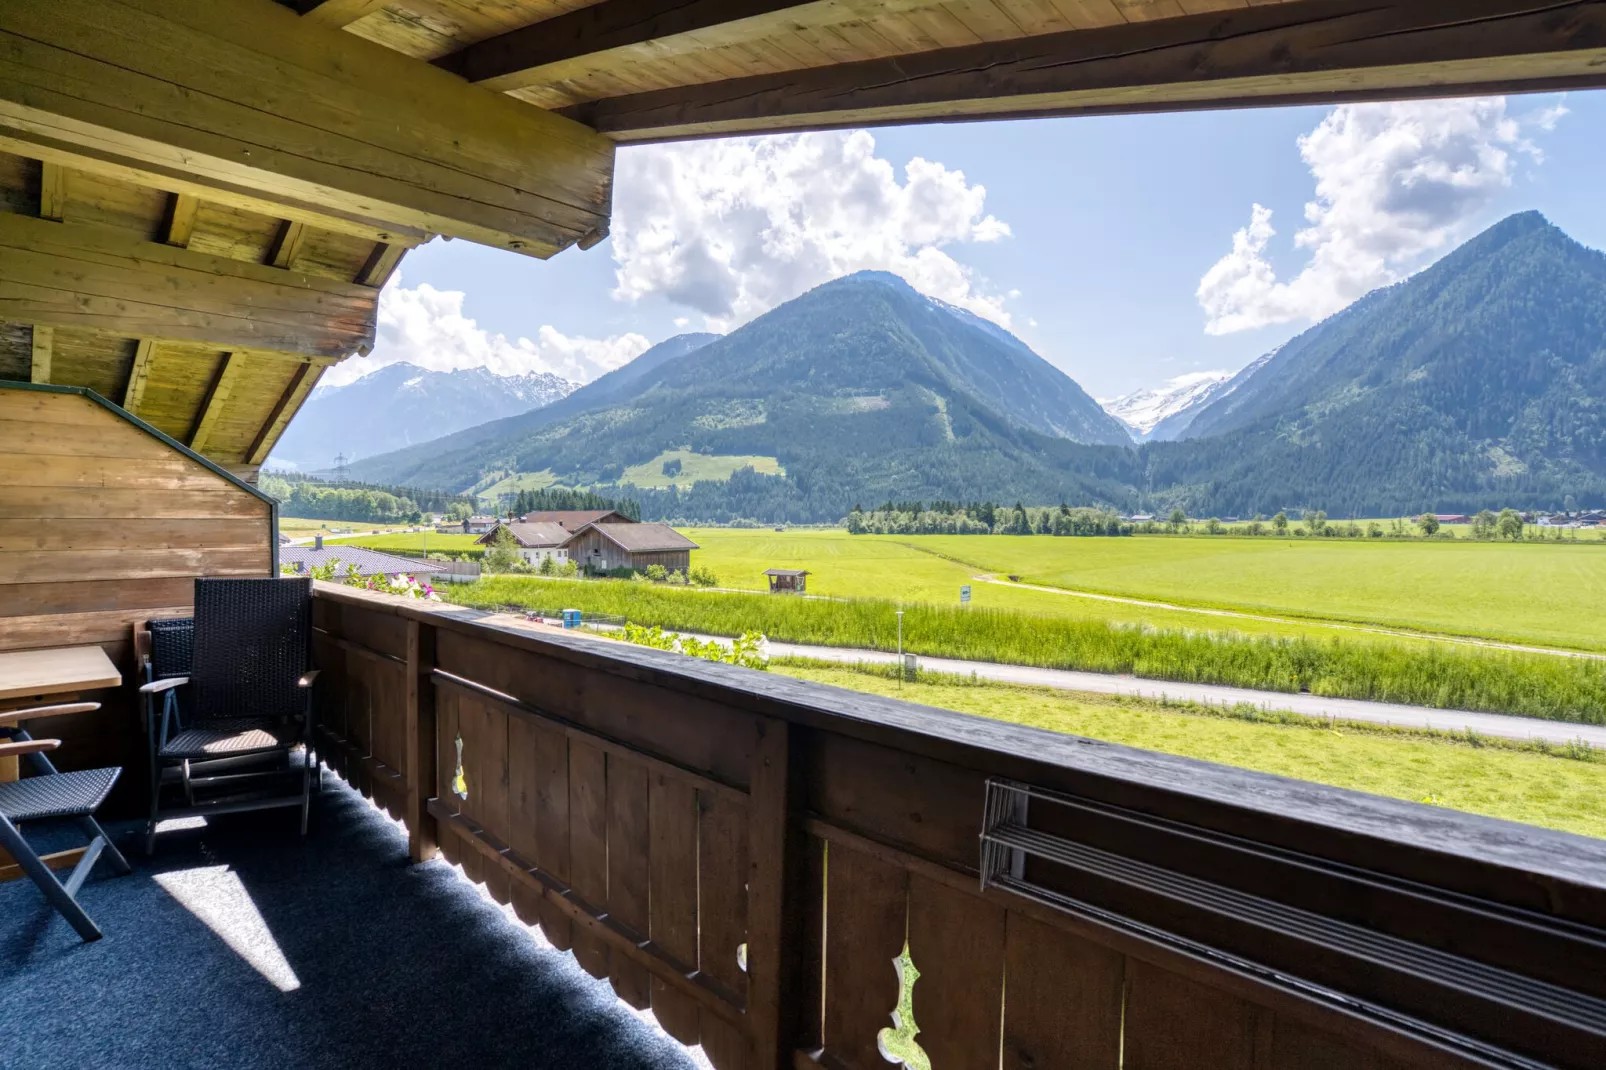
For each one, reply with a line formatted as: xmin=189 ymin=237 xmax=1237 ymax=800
xmin=404 ymin=618 xmax=438 ymax=862
xmin=745 ymin=715 xmax=810 ymax=1070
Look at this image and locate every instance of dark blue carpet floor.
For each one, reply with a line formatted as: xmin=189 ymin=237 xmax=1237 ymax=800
xmin=0 ymin=777 xmax=698 ymax=1070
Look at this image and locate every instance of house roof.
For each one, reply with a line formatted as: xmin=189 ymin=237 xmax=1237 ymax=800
xmin=764 ymin=569 xmax=809 ymax=577
xmin=281 ymin=545 xmax=446 ymax=577
xmin=521 ymin=509 xmax=633 ymax=531
xmin=477 ymin=521 xmax=571 ymax=548
xmin=570 ymin=522 xmax=698 ymax=553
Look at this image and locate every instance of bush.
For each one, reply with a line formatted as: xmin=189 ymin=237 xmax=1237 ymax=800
xmin=483 ymin=527 xmax=521 ymax=573
xmin=538 ymin=555 xmax=556 ymax=575
xmin=689 ymin=565 xmax=719 ymax=587
xmin=667 ymin=569 xmax=688 ymax=585
xmin=644 ymin=563 xmax=669 ymax=582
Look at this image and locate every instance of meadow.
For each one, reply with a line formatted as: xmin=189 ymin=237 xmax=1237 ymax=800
xmin=774 ymin=662 xmax=1606 ymax=840
xmin=683 ymin=528 xmax=1606 ymax=652
xmin=621 ymin=450 xmax=784 ymax=488
xmin=444 ymin=576 xmax=1606 ymax=723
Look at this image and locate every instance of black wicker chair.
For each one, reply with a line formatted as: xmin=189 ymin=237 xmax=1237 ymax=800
xmin=140 ymin=577 xmax=318 ymax=854
xmin=0 ymin=702 xmax=131 ymax=941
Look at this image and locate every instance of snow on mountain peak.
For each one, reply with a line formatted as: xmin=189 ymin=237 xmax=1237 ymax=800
xmin=1100 ymin=370 xmax=1233 ymax=438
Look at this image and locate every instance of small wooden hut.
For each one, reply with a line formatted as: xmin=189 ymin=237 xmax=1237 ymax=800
xmin=764 ymin=568 xmax=809 ymax=594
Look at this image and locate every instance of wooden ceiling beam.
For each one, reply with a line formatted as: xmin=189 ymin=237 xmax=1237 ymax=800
xmin=38 ymin=161 xmax=67 ymax=220
xmin=245 ymin=361 xmax=322 ymax=467
xmin=189 ymin=352 xmax=242 ymax=455
xmin=122 ymin=338 xmax=156 ymax=416
xmin=0 ymin=0 xmax=615 ymax=257
xmin=561 ymin=0 xmax=1606 ymax=141
xmin=28 ymin=325 xmax=52 ymax=384
xmin=164 ymin=192 xmax=199 ymax=248
xmin=0 ymin=212 xmax=377 ymax=359
xmin=266 ymin=220 xmax=308 ymax=269
xmin=435 ymin=0 xmax=821 ymax=92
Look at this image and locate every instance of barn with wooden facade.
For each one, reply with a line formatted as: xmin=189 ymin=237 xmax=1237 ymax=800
xmin=3 ymin=2 xmax=1606 ymax=1068
xmin=565 ymin=522 xmax=697 ymax=574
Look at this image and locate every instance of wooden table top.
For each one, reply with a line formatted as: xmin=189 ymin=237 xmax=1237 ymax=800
xmin=0 ymin=645 xmax=122 ymax=702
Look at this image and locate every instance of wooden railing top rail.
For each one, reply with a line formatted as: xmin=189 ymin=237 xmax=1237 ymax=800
xmin=313 ymin=581 xmax=1606 ymax=1067
xmin=310 ymin=583 xmax=1606 ymax=924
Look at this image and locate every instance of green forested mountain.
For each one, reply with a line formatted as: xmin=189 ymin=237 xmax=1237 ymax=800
xmin=341 ymin=215 xmax=1606 ymax=520
xmin=1151 ymin=211 xmax=1606 ymax=516
xmin=346 ymin=271 xmax=1139 ymax=515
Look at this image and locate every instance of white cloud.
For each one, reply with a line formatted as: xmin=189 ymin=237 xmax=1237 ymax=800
xmin=611 ymin=130 xmax=1012 ymax=331
xmin=326 ymin=274 xmax=651 ymax=387
xmin=1198 ymin=97 xmax=1558 ymax=335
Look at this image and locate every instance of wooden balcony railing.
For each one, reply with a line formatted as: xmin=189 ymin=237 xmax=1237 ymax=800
xmin=309 ymin=582 xmax=1606 ymax=1070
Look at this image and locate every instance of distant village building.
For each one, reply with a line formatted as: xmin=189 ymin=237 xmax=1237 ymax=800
xmin=475 ymin=521 xmax=573 ymax=566
xmin=520 ymin=509 xmax=634 ymax=531
xmin=764 ymin=568 xmax=809 ymax=594
xmin=1434 ymin=514 xmax=1471 ymax=524
xmin=464 ymin=515 xmax=498 ymax=534
xmin=566 ymin=522 xmax=698 ymax=573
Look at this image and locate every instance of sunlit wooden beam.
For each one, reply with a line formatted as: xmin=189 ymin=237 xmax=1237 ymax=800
xmin=0 ymin=0 xmax=615 ymax=256
xmin=0 ymin=212 xmax=377 ymax=359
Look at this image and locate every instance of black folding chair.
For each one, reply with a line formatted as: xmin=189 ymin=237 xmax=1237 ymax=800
xmin=140 ymin=577 xmax=318 ymax=855
xmin=0 ymin=702 xmax=131 ymax=942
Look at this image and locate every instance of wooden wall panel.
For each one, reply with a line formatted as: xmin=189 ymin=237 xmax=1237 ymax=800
xmin=822 ymin=842 xmax=909 ymax=1068
xmin=0 ymin=384 xmax=271 ymax=816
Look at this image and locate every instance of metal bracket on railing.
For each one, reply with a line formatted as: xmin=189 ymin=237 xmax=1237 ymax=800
xmin=979 ymin=777 xmax=1031 ymax=892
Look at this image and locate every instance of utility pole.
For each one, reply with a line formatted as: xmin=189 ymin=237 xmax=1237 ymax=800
xmin=896 ymin=609 xmax=904 ymax=691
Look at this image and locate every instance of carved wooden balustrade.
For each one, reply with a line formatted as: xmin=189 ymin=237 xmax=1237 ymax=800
xmin=309 ymin=582 xmax=1606 ymax=1070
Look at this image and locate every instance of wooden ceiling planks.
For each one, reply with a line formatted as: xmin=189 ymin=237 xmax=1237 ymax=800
xmin=557 ymin=0 xmax=1606 ymax=140
xmin=383 ymin=0 xmax=1606 ymax=141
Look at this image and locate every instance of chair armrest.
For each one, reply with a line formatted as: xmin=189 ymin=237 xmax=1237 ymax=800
xmin=139 ymin=676 xmax=190 ymax=694
xmin=298 ymin=670 xmax=321 ymax=688
xmin=0 ymin=702 xmax=100 ymax=727
xmin=0 ymin=738 xmax=61 ymax=758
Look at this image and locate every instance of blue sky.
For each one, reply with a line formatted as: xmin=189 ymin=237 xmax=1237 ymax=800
xmin=337 ymin=90 xmax=1605 ymax=401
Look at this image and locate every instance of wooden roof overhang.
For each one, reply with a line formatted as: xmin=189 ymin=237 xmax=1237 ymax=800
xmin=2 ymin=0 xmax=1603 ymax=480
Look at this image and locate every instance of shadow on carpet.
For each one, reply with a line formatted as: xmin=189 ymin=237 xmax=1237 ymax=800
xmin=0 ymin=777 xmax=698 ymax=1070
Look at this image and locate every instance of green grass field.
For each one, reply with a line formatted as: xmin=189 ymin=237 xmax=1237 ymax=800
xmin=685 ymin=529 xmax=1606 ymax=652
xmin=279 ymin=518 xmax=422 ymax=537
xmin=774 ymin=662 xmax=1606 ymax=840
xmin=327 ymin=531 xmax=484 ymax=559
xmin=446 ymin=576 xmax=1606 ymax=722
xmin=622 ymin=450 xmax=784 ymax=489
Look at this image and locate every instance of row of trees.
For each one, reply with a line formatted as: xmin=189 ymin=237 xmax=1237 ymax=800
xmin=846 ymin=502 xmax=1132 ymax=537
xmin=262 ymin=473 xmax=476 ymax=523
xmin=1149 ymin=507 xmax=1552 ymax=540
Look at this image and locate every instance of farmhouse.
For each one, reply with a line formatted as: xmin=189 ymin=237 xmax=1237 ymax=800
xmin=475 ymin=521 xmax=573 ymax=566
xmin=520 ymin=508 xmax=635 ymax=530
xmin=566 ymin=522 xmax=698 ymax=574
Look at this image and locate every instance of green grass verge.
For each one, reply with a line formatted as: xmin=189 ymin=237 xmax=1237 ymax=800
xmin=773 ymin=660 xmax=1606 ymax=841
xmin=445 ymin=576 xmax=1606 ymax=724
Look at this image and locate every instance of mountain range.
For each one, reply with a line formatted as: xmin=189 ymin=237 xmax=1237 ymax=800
xmin=268 ymin=362 xmax=575 ymax=470
xmin=326 ymin=212 xmax=1606 ymax=520
xmin=1101 ymin=370 xmax=1233 ymax=442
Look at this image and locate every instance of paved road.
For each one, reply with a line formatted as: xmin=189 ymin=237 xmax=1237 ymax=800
xmin=764 ymin=640 xmax=1606 ymax=748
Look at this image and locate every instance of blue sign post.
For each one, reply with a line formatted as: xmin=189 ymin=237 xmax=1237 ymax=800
xmin=960 ymin=585 xmax=971 ymax=604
